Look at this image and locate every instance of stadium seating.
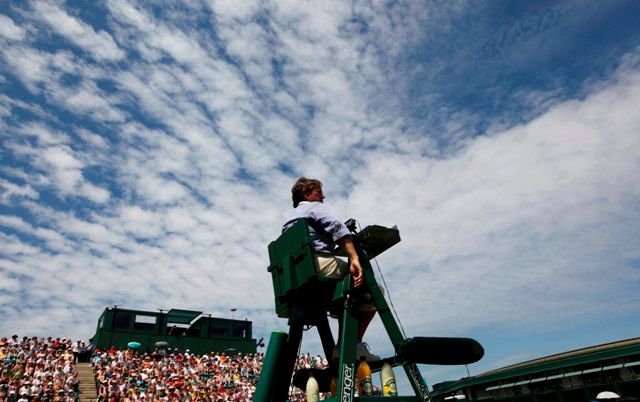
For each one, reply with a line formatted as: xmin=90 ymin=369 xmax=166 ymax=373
xmin=1 ymin=335 xmax=331 ymax=401
xmin=0 ymin=335 xmax=83 ymax=401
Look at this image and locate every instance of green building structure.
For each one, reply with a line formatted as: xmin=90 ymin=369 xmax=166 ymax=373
xmin=431 ymin=338 xmax=640 ymax=401
xmin=91 ymin=306 xmax=257 ymax=355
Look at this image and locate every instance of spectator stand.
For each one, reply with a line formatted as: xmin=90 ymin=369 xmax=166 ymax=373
xmin=90 ymin=346 xmax=265 ymax=401
xmin=0 ymin=335 xmax=87 ymax=402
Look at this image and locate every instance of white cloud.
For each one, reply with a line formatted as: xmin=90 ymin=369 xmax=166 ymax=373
xmin=76 ymin=128 xmax=110 ymax=149
xmin=137 ymin=174 xmax=189 ymax=205
xmin=0 ymin=46 xmax=51 ymax=90
xmin=106 ymin=0 xmax=152 ymax=30
xmin=208 ymin=0 xmax=260 ymax=21
xmin=119 ymin=206 xmax=161 ymax=238
xmin=4 ymin=135 xmax=111 ymax=203
xmin=41 ymin=146 xmax=83 ymax=192
xmin=0 ymin=214 xmax=70 ymax=253
xmin=0 ymin=14 xmax=26 ymax=41
xmin=42 ymin=146 xmax=83 ymax=170
xmin=0 ymin=43 xmax=126 ymax=122
xmin=147 ymin=27 xmax=207 ymax=64
xmin=0 ymin=179 xmax=38 ymax=203
xmin=164 ymin=208 xmax=198 ymax=233
xmin=347 ymin=63 xmax=640 ymax=333
xmin=0 ymin=233 xmax=40 ymax=256
xmin=32 ymin=1 xmax=124 ymax=61
xmin=79 ymin=182 xmax=110 ymax=203
xmin=17 ymin=122 xmax=67 ymax=146
xmin=62 ymin=82 xmax=127 ymax=122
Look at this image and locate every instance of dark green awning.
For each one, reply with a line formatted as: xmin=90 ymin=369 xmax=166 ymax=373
xmin=166 ymin=309 xmax=202 ymax=324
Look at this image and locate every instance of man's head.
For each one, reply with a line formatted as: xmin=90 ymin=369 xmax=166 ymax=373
xmin=291 ymin=177 xmax=323 ymax=207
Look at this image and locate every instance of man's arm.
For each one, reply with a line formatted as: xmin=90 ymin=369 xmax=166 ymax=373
xmin=337 ymin=236 xmax=363 ymax=288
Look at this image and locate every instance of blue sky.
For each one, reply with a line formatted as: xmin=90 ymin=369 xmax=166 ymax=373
xmin=1 ymin=0 xmax=640 ymax=390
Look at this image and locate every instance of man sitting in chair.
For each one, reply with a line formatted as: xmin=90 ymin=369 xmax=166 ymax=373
xmin=283 ymin=177 xmax=380 ymax=361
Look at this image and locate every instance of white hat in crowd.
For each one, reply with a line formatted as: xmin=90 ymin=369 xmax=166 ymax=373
xmin=596 ymin=391 xmax=621 ymax=400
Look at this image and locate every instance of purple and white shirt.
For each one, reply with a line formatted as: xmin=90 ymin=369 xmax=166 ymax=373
xmin=282 ymin=201 xmax=351 ymax=254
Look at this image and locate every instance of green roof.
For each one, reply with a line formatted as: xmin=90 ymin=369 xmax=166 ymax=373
xmin=432 ymin=337 xmax=640 ymax=395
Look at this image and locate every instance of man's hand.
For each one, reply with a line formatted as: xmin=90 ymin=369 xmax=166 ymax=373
xmin=349 ymin=258 xmax=363 ymax=288
xmin=338 ymin=236 xmax=363 ymax=288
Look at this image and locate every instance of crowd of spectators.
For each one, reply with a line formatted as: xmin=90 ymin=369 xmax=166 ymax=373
xmin=91 ymin=348 xmax=264 ymax=401
xmin=1 ymin=335 xmax=335 ymax=402
xmin=0 ymin=335 xmax=87 ymax=402
xmin=294 ymin=353 xmax=328 ymax=372
xmin=91 ymin=348 xmax=335 ymax=402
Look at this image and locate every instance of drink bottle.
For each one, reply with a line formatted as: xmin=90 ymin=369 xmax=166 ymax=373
xmin=380 ymin=362 xmax=398 ymax=396
xmin=306 ymin=372 xmax=320 ymax=402
xmin=357 ymin=357 xmax=373 ymax=396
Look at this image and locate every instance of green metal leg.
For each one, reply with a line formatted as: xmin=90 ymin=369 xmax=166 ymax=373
xmin=337 ymin=293 xmax=359 ymax=401
xmin=317 ymin=316 xmax=336 ymax=364
xmin=272 ymin=323 xmax=304 ymax=402
xmin=253 ymin=331 xmax=288 ymax=402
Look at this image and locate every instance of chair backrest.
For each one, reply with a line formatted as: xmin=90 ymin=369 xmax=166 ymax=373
xmin=267 ymin=219 xmax=329 ymax=318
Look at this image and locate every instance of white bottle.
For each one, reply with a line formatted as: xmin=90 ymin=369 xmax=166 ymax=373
xmin=306 ymin=372 xmax=320 ymax=402
xmin=380 ymin=362 xmax=398 ymax=396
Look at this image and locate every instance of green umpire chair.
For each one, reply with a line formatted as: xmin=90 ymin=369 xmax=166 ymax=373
xmin=254 ymin=218 xmax=484 ymax=402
